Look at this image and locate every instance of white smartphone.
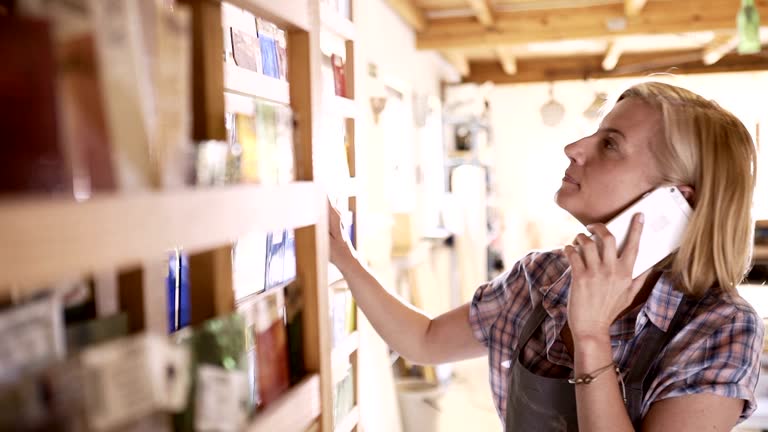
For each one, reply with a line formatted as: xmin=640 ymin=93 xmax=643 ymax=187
xmin=600 ymin=186 xmax=693 ymax=278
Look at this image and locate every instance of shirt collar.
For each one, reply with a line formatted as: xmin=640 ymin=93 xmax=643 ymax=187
xmin=637 ymin=272 xmax=683 ymax=333
xmin=536 ymin=252 xmax=683 ymax=336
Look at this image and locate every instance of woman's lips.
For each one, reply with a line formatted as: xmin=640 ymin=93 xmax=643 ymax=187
xmin=563 ymin=174 xmax=580 ymax=186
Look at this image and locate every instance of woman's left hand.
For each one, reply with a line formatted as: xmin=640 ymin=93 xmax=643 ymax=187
xmin=564 ymin=213 xmax=649 ymax=341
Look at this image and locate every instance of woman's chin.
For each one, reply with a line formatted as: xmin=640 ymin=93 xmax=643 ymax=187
xmin=554 ymin=187 xmax=576 ymax=209
xmin=554 ymin=191 xmax=585 ymax=222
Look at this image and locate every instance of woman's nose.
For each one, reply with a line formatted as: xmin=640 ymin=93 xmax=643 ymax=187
xmin=564 ymin=139 xmax=586 ymax=165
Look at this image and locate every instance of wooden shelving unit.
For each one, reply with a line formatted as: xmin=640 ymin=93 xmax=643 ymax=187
xmin=186 ymin=0 xmax=363 ymax=430
xmin=246 ymin=374 xmax=322 ymax=432
xmin=0 ymin=0 xmax=360 ymax=431
xmin=318 ymin=2 xmax=361 ymax=430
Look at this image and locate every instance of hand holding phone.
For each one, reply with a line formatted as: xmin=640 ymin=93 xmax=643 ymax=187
xmin=599 ymin=186 xmax=692 ymax=278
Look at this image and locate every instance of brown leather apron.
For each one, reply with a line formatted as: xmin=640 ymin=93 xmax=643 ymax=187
xmin=504 ymin=299 xmax=691 ymax=431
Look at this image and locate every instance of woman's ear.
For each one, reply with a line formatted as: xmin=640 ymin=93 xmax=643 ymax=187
xmin=677 ymin=185 xmax=695 ymax=205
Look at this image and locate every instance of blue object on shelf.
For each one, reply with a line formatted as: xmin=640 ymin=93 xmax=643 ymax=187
xmin=167 ymin=251 xmax=191 ymax=333
xmin=178 ymin=253 xmax=190 ymax=330
xmin=259 ymin=35 xmax=280 ymax=79
xmin=265 ymin=230 xmax=285 ymax=289
xmin=166 ymin=251 xmax=179 ymax=333
xmin=284 ymin=230 xmax=296 ymax=283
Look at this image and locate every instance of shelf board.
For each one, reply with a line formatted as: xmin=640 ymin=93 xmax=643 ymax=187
xmin=332 ymin=95 xmax=357 ymax=119
xmin=328 ymin=263 xmax=346 ymax=288
xmin=332 ymin=330 xmax=359 ymax=385
xmin=338 ymin=177 xmax=360 ymax=198
xmin=224 ymin=92 xmax=256 ymax=115
xmin=334 ymin=406 xmax=360 ymax=432
xmin=0 ymin=182 xmax=322 ymax=290
xmin=224 ymin=64 xmax=290 ymax=105
xmin=320 ymin=4 xmax=355 ymax=42
xmin=227 ymin=0 xmax=310 ymax=31
xmin=248 ymin=374 xmax=321 ymax=432
xmin=334 ymin=330 xmax=359 ymax=359
xmin=422 ymin=227 xmax=452 ymax=242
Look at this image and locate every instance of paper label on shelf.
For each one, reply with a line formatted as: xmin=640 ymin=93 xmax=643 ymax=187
xmin=0 ymin=295 xmax=65 ymax=384
xmin=81 ymin=335 xmax=159 ymax=431
xmin=195 ymin=365 xmax=249 ymax=431
xmin=81 ymin=333 xmax=191 ymax=431
xmin=233 ymin=230 xmax=268 ymax=301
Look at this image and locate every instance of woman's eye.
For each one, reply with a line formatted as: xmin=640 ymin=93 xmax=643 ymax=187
xmin=602 ymin=138 xmax=617 ymax=150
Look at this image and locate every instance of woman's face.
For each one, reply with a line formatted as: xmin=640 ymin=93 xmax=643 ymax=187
xmin=555 ymin=97 xmax=664 ymax=226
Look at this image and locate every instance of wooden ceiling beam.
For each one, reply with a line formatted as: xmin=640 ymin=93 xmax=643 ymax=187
xmin=442 ymin=51 xmax=470 ymax=76
xmin=602 ymin=41 xmax=622 ymax=71
xmin=463 ymin=49 xmax=768 ymax=84
xmin=624 ymin=0 xmax=647 ymax=17
xmin=495 ymin=46 xmax=517 ymax=75
xmin=466 ymin=0 xmax=494 ymax=27
xmin=416 ymin=0 xmax=768 ymax=50
xmin=702 ymin=33 xmax=739 ymax=65
xmin=385 ymin=0 xmax=427 ymax=32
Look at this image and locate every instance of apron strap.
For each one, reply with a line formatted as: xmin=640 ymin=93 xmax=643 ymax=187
xmin=517 ymin=302 xmax=550 ymax=353
xmin=624 ymin=296 xmax=696 ymax=430
xmin=504 ymin=301 xmax=550 ymax=431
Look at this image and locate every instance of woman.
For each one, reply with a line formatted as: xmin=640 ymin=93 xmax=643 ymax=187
xmin=328 ymin=82 xmax=763 ymax=431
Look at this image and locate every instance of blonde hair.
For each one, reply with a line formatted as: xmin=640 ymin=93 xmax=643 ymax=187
xmin=619 ymin=82 xmax=757 ymax=297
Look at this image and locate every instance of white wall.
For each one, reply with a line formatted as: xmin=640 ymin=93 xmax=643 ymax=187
xmin=352 ymin=2 xmax=456 ymax=431
xmin=355 ymin=0 xmax=456 ymax=96
xmin=353 ymin=0 xmax=457 ymax=267
xmin=488 ymin=72 xmax=768 ymax=266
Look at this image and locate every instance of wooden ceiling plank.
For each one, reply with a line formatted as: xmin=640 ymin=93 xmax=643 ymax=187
xmin=602 ymin=41 xmax=623 ymax=71
xmin=625 ymin=0 xmax=648 ymax=17
xmin=416 ymin=0 xmax=768 ymax=50
xmin=442 ymin=51 xmax=470 ymax=76
xmin=495 ymin=46 xmax=517 ymax=74
xmin=463 ymin=49 xmax=768 ymax=84
xmin=385 ymin=0 xmax=427 ymax=32
xmin=702 ymin=33 xmax=739 ymax=65
xmin=466 ymin=0 xmax=494 ymax=27
xmin=420 ymin=1 xmax=736 ymax=35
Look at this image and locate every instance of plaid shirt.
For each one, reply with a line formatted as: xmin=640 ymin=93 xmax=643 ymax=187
xmin=469 ymin=250 xmax=764 ymax=424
